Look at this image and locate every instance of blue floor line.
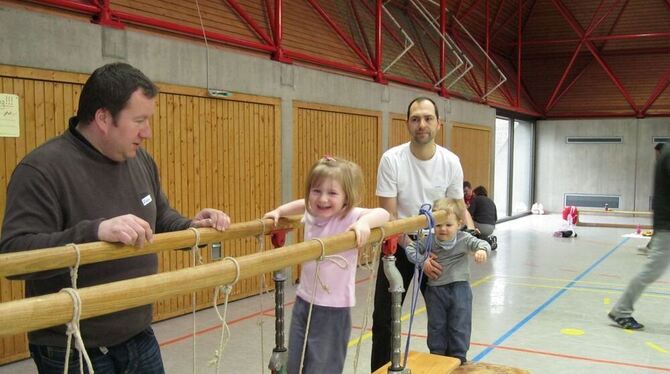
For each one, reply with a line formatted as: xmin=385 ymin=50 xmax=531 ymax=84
xmin=472 ymin=238 xmax=629 ymax=362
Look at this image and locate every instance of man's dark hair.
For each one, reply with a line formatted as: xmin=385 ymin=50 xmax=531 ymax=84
xmin=77 ymin=62 xmax=158 ymax=125
xmin=655 ymin=143 xmax=665 ymax=151
xmin=463 ymin=181 xmax=472 ymax=189
xmin=473 ymin=186 xmax=488 ymax=196
xmin=406 ymin=96 xmax=439 ymax=120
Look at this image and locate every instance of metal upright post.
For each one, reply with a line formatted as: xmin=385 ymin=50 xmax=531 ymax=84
xmin=381 ymin=236 xmax=411 ymax=374
xmin=268 ymin=230 xmax=290 ymax=374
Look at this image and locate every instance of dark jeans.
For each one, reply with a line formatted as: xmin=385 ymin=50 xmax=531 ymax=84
xmin=370 ymin=245 xmax=427 ymax=371
xmin=425 ymin=281 xmax=472 ymax=363
xmin=29 ymin=327 xmax=165 ymax=374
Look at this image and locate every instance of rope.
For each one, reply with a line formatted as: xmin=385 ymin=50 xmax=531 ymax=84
xmin=67 ymin=243 xmax=81 ymax=289
xmin=60 ymin=288 xmax=94 ymax=374
xmin=255 ymin=219 xmax=268 ymax=374
xmin=208 ymin=256 xmax=240 ymax=373
xmin=61 ymin=243 xmax=93 ymax=374
xmin=403 ymin=204 xmax=436 ymax=367
xmin=299 ymin=237 xmax=349 ymax=373
xmin=188 ymin=227 xmax=202 ymax=374
xmin=353 ymin=227 xmax=385 ymax=373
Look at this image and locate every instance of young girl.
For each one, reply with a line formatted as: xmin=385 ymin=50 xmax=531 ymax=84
xmin=405 ymin=198 xmax=489 ymax=364
xmin=263 ymin=156 xmax=389 ymax=374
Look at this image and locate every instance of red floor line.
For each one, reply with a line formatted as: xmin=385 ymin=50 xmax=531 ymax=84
xmin=161 ymin=275 xmax=375 ymax=347
xmin=160 ymin=301 xmax=293 ymax=347
xmin=162 ymin=304 xmax=669 ymax=372
xmin=390 ymin=331 xmax=670 ymax=372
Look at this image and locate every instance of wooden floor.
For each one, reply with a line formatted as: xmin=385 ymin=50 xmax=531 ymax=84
xmin=1 ymin=214 xmax=669 ymax=373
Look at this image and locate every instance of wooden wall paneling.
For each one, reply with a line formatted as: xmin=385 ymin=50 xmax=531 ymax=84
xmin=292 ymin=101 xmax=382 ymax=267
xmin=0 ymin=66 xmax=282 ymax=347
xmin=450 ymin=122 xmax=492 ymax=192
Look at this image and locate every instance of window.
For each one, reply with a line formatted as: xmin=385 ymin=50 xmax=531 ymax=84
xmin=494 ymin=114 xmax=535 ymax=219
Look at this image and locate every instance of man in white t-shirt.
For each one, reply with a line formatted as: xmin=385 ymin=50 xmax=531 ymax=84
xmin=371 ymin=96 xmax=474 ymax=370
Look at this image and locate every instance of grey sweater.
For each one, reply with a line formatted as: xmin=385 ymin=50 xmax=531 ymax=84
xmin=405 ymin=231 xmax=490 ymax=287
xmin=0 ymin=117 xmax=191 ymax=347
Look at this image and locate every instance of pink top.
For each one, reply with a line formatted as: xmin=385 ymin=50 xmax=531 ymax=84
xmin=295 ymin=207 xmax=364 ymax=308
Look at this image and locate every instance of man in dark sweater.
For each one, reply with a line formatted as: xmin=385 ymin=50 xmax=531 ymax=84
xmin=0 ymin=63 xmax=230 ymax=373
xmin=608 ymin=144 xmax=670 ymax=330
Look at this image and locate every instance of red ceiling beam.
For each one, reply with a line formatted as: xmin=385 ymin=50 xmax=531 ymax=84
xmin=284 ymin=50 xmax=375 ymax=77
xmin=545 ymin=0 xmax=610 ymax=112
xmin=349 ymin=0 xmax=373 ymax=64
xmin=516 ymin=0 xmax=521 ymax=107
xmin=545 ymin=0 xmax=625 ymax=112
xmin=452 ymin=30 xmax=516 ymax=105
xmin=112 ymin=9 xmax=276 ymax=52
xmin=490 ymin=0 xmax=506 ymax=33
xmin=407 ymin=11 xmax=439 ymax=81
xmin=639 ymin=66 xmax=670 ymax=116
xmin=513 ymin=32 xmax=670 ymax=46
xmin=439 ymin=0 xmax=448 ymax=97
xmin=374 ymin=0 xmax=385 ymax=83
xmin=271 ymin=0 xmax=291 ymax=62
xmin=360 ymin=1 xmax=436 ymax=83
xmin=31 ymin=0 xmax=99 ymax=15
xmin=225 ymin=0 xmax=274 ymax=45
xmin=305 ymin=0 xmax=375 ymax=71
xmin=265 ymin=0 xmax=275 ymax=38
xmin=490 ymin=0 xmax=529 ymax=43
xmin=551 ymin=0 xmax=638 ymax=114
xmin=459 ymin=0 xmax=484 ymax=21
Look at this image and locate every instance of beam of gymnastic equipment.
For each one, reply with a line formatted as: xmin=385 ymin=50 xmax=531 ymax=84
xmin=0 ymin=216 xmax=304 ymax=278
xmin=576 ymin=222 xmax=652 ymax=229
xmin=0 ymin=211 xmax=448 ymax=337
xmin=578 ymin=208 xmax=652 ymax=217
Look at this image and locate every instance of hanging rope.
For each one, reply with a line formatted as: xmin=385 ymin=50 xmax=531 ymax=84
xmin=208 ymin=256 xmax=240 ymax=373
xmin=403 ymin=204 xmax=436 ymax=367
xmin=353 ymin=227 xmax=385 ymax=373
xmin=188 ymin=227 xmax=203 ymax=374
xmin=298 ymin=237 xmax=349 ymax=373
xmin=255 ymin=219 xmax=269 ymax=374
xmin=60 ymin=243 xmax=93 ymax=374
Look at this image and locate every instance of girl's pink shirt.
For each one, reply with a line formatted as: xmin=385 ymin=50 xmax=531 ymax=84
xmin=295 ymin=207 xmax=364 ymax=307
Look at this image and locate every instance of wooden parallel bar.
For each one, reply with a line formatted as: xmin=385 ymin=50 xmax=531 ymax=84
xmin=578 ymin=208 xmax=653 ymax=217
xmin=577 ymin=222 xmax=653 ymax=229
xmin=0 ymin=212 xmax=445 ymax=337
xmin=0 ymin=216 xmax=303 ymax=278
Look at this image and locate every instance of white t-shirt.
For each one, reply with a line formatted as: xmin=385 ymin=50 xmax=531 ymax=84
xmin=376 ymin=142 xmax=464 ymax=218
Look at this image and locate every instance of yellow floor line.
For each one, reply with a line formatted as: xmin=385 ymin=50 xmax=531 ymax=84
xmin=347 ymin=274 xmax=494 ymax=347
xmin=646 ymin=342 xmax=669 ymax=354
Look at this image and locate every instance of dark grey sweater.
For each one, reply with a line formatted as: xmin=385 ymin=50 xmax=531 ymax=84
xmin=0 ymin=117 xmax=191 ymax=347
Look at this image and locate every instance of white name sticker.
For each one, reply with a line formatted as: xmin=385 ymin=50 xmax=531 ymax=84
xmin=141 ymin=194 xmax=153 ymax=206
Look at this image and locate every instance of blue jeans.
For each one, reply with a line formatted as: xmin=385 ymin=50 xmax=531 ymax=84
xmin=425 ymin=281 xmax=472 ymax=364
xmin=29 ymin=327 xmax=165 ymax=374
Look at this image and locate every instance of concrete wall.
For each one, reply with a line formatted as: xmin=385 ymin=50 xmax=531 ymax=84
xmin=0 ymin=5 xmax=496 ymax=204
xmin=536 ymin=118 xmax=670 ymax=213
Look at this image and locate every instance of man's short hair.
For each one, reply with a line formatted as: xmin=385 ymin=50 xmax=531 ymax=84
xmin=77 ymin=62 xmax=159 ymax=125
xmin=406 ymin=96 xmax=439 ymax=120
xmin=655 ymin=143 xmax=665 ymax=151
xmin=463 ymin=181 xmax=472 ymax=189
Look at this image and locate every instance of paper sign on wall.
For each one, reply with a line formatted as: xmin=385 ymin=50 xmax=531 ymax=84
xmin=0 ymin=93 xmax=20 ymax=138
